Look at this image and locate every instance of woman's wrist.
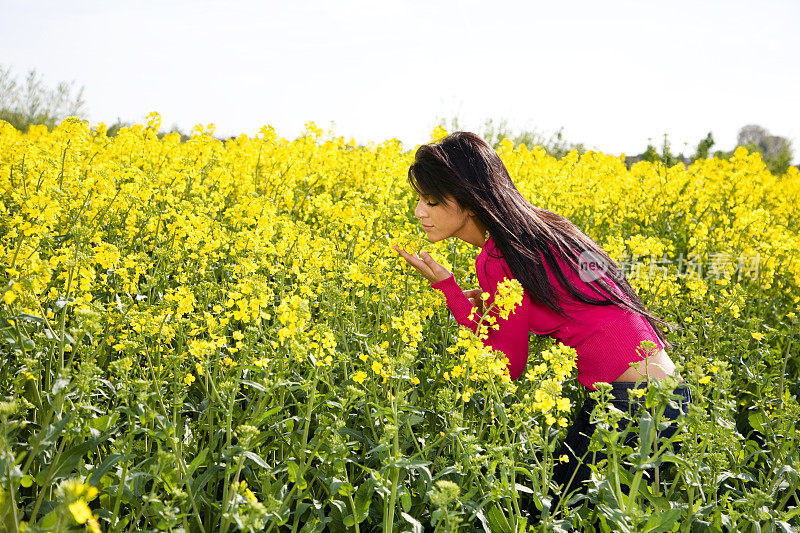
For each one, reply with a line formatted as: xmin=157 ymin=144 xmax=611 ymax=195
xmin=430 ymin=273 xmax=455 ymax=287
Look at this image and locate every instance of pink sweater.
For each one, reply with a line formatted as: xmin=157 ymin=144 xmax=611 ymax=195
xmin=430 ymin=237 xmax=664 ymax=390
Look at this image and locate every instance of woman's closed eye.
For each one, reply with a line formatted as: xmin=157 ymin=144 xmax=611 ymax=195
xmin=418 ymin=195 xmax=439 ymax=206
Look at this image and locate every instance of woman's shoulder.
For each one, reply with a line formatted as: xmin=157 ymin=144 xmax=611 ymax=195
xmin=476 ymin=236 xmax=552 ymax=273
xmin=477 ymin=237 xmax=611 ymax=291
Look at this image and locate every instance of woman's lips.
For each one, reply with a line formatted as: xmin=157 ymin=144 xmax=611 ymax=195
xmin=422 ymin=224 xmax=433 ymax=231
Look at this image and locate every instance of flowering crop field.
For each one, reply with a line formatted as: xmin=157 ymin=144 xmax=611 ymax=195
xmin=1 ymin=114 xmax=799 ymax=532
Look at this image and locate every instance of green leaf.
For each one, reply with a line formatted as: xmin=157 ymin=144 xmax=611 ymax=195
xmin=190 ymin=464 xmax=221 ymax=493
xmin=36 ymin=510 xmax=58 ymax=529
xmin=354 ymin=478 xmax=375 ymax=523
xmin=748 ymin=411 xmax=766 ymax=433
xmin=185 ymin=448 xmax=208 ymax=477
xmin=89 ymin=453 xmax=134 ymax=485
xmin=337 ymin=481 xmax=353 ymax=497
xmin=243 ymin=451 xmax=269 ymax=469
xmin=328 ymin=477 xmax=344 ymax=497
xmin=287 ymin=460 xmax=300 ymax=483
xmin=494 ymin=401 xmax=508 ymax=424
xmin=400 ymin=488 xmax=411 ymax=512
xmin=643 ymin=508 xmax=681 ymax=533
xmin=17 ymin=313 xmax=46 ymax=324
xmin=486 ymin=503 xmax=512 ymax=533
xmin=40 ymin=428 xmax=114 ymax=484
xmin=240 ymin=379 xmax=268 ymax=393
xmin=637 ymin=411 xmax=655 ymax=459
xmin=87 ymin=412 xmax=118 ymax=432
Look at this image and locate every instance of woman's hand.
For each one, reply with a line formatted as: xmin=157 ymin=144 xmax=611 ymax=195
xmin=392 ymin=246 xmax=452 ymax=284
xmin=464 ymin=288 xmax=485 ymax=316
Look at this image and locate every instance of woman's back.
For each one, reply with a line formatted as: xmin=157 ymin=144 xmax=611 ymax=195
xmin=432 ymin=236 xmax=665 ymax=389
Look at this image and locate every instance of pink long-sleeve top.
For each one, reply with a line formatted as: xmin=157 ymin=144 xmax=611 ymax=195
xmin=430 ymin=237 xmax=664 ymax=390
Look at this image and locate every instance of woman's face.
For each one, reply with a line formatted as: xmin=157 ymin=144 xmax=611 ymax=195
xmin=414 ymin=193 xmax=473 ymax=243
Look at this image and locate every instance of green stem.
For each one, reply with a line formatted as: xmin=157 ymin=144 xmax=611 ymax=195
xmin=58 ymin=243 xmax=79 ymax=375
xmin=5 ymin=457 xmax=20 ymax=532
xmin=385 ymin=386 xmax=401 ymax=533
xmin=219 ymin=383 xmax=238 ymax=533
xmin=112 ymin=460 xmax=129 ymax=527
xmin=29 ymin=432 xmax=68 ymax=522
xmin=778 ymin=329 xmax=795 ymax=408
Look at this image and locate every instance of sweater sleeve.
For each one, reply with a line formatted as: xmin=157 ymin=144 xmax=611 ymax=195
xmin=429 ymin=274 xmax=481 ymax=334
xmin=430 ymin=259 xmax=531 ymax=380
xmin=475 ymin=257 xmax=531 ymax=380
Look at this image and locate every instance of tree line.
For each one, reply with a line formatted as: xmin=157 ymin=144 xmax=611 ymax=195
xmin=438 ymin=116 xmax=797 ymax=176
xmin=1 ymin=65 xmax=796 ymax=175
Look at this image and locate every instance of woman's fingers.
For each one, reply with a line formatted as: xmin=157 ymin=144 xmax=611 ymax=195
xmin=464 ymin=289 xmax=485 ymax=314
xmin=393 ymin=246 xmax=434 ymax=280
xmin=393 ymin=246 xmax=428 ymax=269
xmin=393 ymin=246 xmax=452 ymax=283
xmin=418 ymin=251 xmax=452 ymax=283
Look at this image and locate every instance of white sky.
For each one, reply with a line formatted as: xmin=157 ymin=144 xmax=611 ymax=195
xmin=2 ymin=0 xmax=799 ymax=162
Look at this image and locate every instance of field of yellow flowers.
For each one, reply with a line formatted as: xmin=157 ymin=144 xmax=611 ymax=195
xmin=1 ymin=114 xmax=799 ymax=532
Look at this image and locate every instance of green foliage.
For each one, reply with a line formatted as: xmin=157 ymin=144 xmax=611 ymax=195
xmin=0 ymin=64 xmax=87 ymax=132
xmin=436 ymin=116 xmax=586 ymax=159
xmin=691 ymin=132 xmax=715 ymax=163
xmin=2 ymin=100 xmax=800 ymax=532
xmin=736 ymin=124 xmax=794 ymax=176
xmin=635 ymin=134 xmax=686 ymax=169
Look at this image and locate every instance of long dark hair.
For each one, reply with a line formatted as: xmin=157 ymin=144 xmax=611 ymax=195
xmin=408 ymin=131 xmax=676 ymax=351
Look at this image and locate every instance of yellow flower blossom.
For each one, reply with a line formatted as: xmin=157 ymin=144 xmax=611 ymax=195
xmin=69 ymin=500 xmax=93 ymax=524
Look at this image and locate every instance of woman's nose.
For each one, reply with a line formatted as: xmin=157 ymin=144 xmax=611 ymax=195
xmin=414 ymin=199 xmax=425 ymax=219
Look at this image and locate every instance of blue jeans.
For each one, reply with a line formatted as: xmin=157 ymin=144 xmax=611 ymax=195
xmin=547 ymin=381 xmax=692 ymax=511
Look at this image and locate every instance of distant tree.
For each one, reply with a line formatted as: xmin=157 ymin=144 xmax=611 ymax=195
xmin=478 ymin=117 xmax=514 ymax=148
xmin=640 ymin=143 xmax=661 ymax=164
xmin=736 ymin=124 xmax=794 ymax=175
xmin=646 ymin=134 xmax=683 ymax=166
xmin=435 ymin=116 xmax=585 ymax=159
xmin=626 ymin=134 xmax=690 ymax=169
xmin=105 ymin=117 xmax=132 ymax=137
xmin=691 ymin=132 xmax=715 ymax=162
xmin=0 ymin=64 xmax=87 ymax=131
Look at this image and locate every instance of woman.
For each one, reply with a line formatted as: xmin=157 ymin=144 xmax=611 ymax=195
xmin=393 ymin=131 xmax=691 ymax=515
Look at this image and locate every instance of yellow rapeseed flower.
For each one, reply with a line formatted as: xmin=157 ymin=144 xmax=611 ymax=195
xmin=68 ymin=500 xmax=93 ymax=524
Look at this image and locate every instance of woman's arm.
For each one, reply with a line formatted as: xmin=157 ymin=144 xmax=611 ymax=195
xmin=430 ymin=260 xmax=531 ymax=380
xmin=393 ymin=245 xmax=531 ymax=379
xmin=429 ymin=275 xmax=483 ymax=334
xmin=475 ymin=257 xmax=531 ymax=380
